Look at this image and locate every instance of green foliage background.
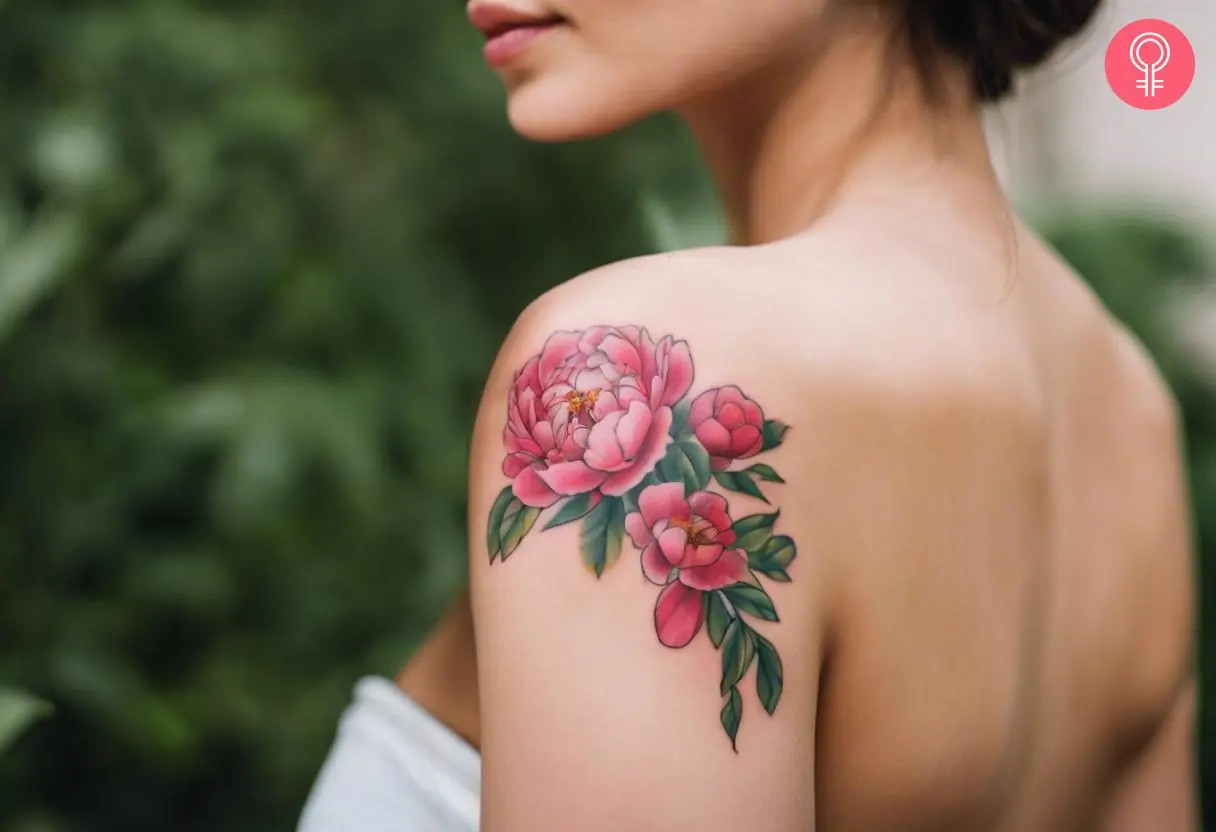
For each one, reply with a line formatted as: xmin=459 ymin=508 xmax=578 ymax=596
xmin=0 ymin=2 xmax=1210 ymax=830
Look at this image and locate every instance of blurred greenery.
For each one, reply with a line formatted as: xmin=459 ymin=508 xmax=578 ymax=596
xmin=0 ymin=690 xmax=51 ymax=757
xmin=0 ymin=2 xmax=1210 ymax=831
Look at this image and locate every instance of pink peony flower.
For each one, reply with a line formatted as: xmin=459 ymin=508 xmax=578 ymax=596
xmin=625 ymin=482 xmax=750 ymax=647
xmin=503 ymin=326 xmax=694 ymax=508
xmin=688 ymin=385 xmax=765 ymax=471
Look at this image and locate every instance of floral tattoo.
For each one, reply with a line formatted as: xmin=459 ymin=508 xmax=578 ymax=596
xmin=486 ymin=326 xmax=794 ymax=750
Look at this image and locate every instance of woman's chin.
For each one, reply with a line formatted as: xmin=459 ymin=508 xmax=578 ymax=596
xmin=505 ymin=84 xmax=644 ymax=143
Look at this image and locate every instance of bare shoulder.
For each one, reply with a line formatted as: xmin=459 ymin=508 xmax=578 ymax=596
xmin=504 ymin=238 xmax=1020 ymax=391
xmin=1091 ymin=319 xmax=1198 ymax=828
xmin=488 ymin=239 xmax=1037 ymax=515
xmin=466 ymin=245 xmax=934 ymax=830
xmin=493 ymin=245 xmax=1011 ymax=509
xmin=1049 ymin=268 xmax=1196 ymax=744
xmin=1097 ymin=312 xmax=1190 ymax=585
xmin=1109 ymin=320 xmax=1185 ymax=447
xmin=1107 ymin=320 xmax=1194 ymax=707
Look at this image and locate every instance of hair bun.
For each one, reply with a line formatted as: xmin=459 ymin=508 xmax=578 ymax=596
xmin=912 ymin=0 xmax=1105 ymax=101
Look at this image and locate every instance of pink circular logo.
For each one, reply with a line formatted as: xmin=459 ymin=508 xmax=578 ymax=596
xmin=1106 ymin=19 xmax=1195 ymax=109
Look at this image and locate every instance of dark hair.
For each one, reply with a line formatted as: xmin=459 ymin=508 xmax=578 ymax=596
xmin=905 ymin=0 xmax=1105 ymax=102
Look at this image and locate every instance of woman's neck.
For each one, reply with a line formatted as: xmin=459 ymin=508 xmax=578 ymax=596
xmin=678 ymin=13 xmax=1002 ymax=247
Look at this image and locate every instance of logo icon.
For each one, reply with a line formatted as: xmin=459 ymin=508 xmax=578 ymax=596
xmin=1130 ymin=32 xmax=1170 ymax=97
xmin=1106 ymin=19 xmax=1195 ymax=110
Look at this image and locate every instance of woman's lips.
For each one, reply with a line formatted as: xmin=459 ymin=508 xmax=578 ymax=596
xmin=482 ymin=19 xmax=564 ymax=67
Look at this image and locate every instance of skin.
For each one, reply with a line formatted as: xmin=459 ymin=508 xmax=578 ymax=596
xmin=397 ymin=0 xmax=1197 ymax=829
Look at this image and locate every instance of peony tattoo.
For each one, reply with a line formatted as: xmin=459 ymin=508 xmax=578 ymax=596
xmin=486 ymin=326 xmax=794 ymax=751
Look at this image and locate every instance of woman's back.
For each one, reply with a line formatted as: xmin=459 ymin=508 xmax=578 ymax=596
xmin=467 ymin=196 xmax=1193 ymax=830
xmin=750 ymin=210 xmax=1193 ymax=829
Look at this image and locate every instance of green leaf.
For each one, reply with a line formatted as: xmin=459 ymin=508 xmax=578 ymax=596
xmin=705 ymin=591 xmax=731 ymax=648
xmin=656 ymin=439 xmax=712 ymax=493
xmin=757 ymin=568 xmax=792 ymax=583
xmin=670 ymin=400 xmax=693 ymax=438
xmin=720 ymin=619 xmax=757 ymax=695
xmin=723 ymin=582 xmax=779 ymax=622
xmin=730 ymin=511 xmax=779 ymax=553
xmin=579 ymin=497 xmax=626 ymax=577
xmin=0 ymin=689 xmax=51 ymax=755
xmin=720 ymin=686 xmax=742 ymax=752
xmin=760 ymin=419 xmax=789 ymax=451
xmin=754 ymin=635 xmax=784 ymax=715
xmin=683 ymin=440 xmax=713 ymax=491
xmin=497 ymin=495 xmax=541 ymax=562
xmin=743 ymin=463 xmax=785 ymax=484
xmin=749 ymin=534 xmax=797 ymax=573
xmin=544 ymin=492 xmax=600 ymax=530
xmin=485 ymin=486 xmax=515 ymax=561
xmin=712 ymin=470 xmax=769 ymax=503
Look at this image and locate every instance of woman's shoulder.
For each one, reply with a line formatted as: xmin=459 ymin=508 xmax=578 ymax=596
xmin=463 ymin=242 xmax=1023 ymax=830
xmin=473 ymin=238 xmax=1012 ymax=615
xmin=493 ymin=240 xmax=1000 ymax=422
xmin=467 ymin=246 xmax=838 ymax=831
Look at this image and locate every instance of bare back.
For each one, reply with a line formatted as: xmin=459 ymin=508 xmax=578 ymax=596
xmin=780 ymin=220 xmax=1196 ymax=830
xmin=455 ymin=201 xmax=1195 ymax=830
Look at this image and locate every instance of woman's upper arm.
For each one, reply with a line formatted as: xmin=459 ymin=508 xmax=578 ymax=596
xmin=468 ymin=292 xmax=823 ymax=831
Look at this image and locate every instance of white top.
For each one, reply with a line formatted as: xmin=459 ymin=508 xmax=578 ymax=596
xmin=297 ymin=676 xmax=481 ymax=832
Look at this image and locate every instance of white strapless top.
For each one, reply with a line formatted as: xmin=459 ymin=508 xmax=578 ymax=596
xmin=297 ymin=677 xmax=481 ymax=832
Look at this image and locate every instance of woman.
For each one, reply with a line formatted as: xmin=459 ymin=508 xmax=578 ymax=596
xmin=300 ymin=0 xmax=1198 ymax=829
